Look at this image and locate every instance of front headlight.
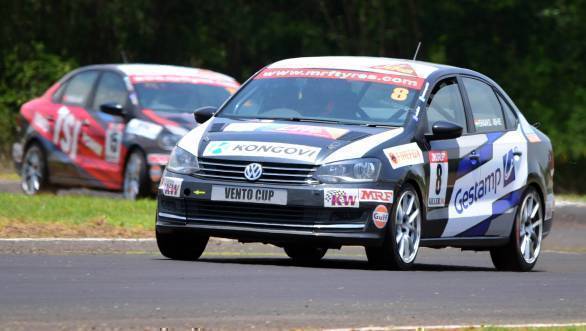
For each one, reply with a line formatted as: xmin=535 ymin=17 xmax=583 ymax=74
xmin=166 ymin=146 xmax=199 ymax=174
xmin=315 ymin=158 xmax=381 ymax=183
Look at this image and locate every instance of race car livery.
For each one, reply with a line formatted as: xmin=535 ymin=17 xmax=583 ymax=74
xmin=156 ymin=56 xmax=554 ymax=271
xmin=13 ymin=64 xmax=239 ymax=199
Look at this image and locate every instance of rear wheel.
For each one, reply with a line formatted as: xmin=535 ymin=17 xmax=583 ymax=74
xmin=21 ymin=144 xmax=55 ymax=195
xmin=284 ymin=246 xmax=327 ymax=264
xmin=156 ymin=231 xmax=209 ymax=260
xmin=365 ymin=184 xmax=422 ymax=270
xmin=123 ymin=150 xmax=150 ymax=200
xmin=490 ymin=187 xmax=543 ymax=271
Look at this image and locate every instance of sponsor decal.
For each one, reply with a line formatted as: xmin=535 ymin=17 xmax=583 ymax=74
xmin=428 ymin=151 xmax=448 ymax=207
xmin=383 ymin=142 xmax=424 ymax=169
xmin=324 ymin=188 xmax=359 ymax=208
xmin=81 ymin=132 xmax=103 ymax=157
xmin=323 ymin=128 xmax=404 ymax=164
xmin=203 ymin=141 xmax=321 ymax=163
xmin=211 ymin=185 xmax=287 ymax=205
xmin=526 ymin=133 xmax=541 ymax=143
xmin=223 ymin=123 xmax=348 ymax=140
xmin=32 ymin=113 xmax=50 ymax=134
xmin=390 ymin=87 xmax=410 ymax=101
xmin=53 ymin=106 xmax=82 ymax=159
xmin=126 ymin=119 xmax=162 ymax=140
xmin=130 ymin=75 xmax=240 ymax=88
xmin=370 ymin=64 xmax=418 ymax=77
xmin=160 ymin=176 xmax=182 ymax=197
xmin=372 ymin=205 xmax=389 ymax=229
xmin=105 ymin=123 xmax=124 ymax=163
xmin=147 ymin=153 xmax=170 ymax=165
xmin=255 ymin=68 xmax=424 ymax=90
xmin=453 ymin=147 xmax=519 ymax=215
xmin=359 ymin=189 xmax=393 ymax=203
xmin=474 ymin=118 xmax=503 ymax=128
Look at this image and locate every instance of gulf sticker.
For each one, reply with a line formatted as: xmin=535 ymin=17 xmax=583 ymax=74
xmin=255 ymin=68 xmax=424 ymax=90
xmin=160 ymin=176 xmax=182 ymax=197
xmin=223 ymin=123 xmax=348 ymax=140
xmin=359 ymin=189 xmax=393 ymax=203
xmin=324 ymin=188 xmax=359 ymax=208
xmin=383 ymin=143 xmax=424 ymax=169
xmin=370 ymin=63 xmax=418 ymax=77
xmin=372 ymin=205 xmax=389 ymax=229
xmin=428 ymin=151 xmax=448 ymax=207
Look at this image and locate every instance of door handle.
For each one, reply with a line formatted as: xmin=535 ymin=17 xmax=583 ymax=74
xmin=513 ymin=151 xmax=523 ymax=157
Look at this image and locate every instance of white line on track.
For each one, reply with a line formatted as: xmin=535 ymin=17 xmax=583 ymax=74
xmin=326 ymin=323 xmax=586 ymax=331
xmin=327 ymin=322 xmax=586 ymax=331
xmin=0 ymin=237 xmax=237 ymax=243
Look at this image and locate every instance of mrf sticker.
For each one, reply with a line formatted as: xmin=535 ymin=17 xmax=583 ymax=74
xmin=428 ymin=151 xmax=448 ymax=207
xmin=160 ymin=176 xmax=183 ymax=197
xmin=372 ymin=205 xmax=389 ymax=229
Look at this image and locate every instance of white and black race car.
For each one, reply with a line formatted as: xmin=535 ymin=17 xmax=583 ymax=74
xmin=156 ymin=57 xmax=554 ymax=271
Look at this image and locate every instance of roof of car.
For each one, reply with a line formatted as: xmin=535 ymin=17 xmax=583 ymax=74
xmin=267 ymin=56 xmax=457 ymax=79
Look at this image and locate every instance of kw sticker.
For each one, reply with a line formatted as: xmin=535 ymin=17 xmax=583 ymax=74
xmin=359 ymin=189 xmax=393 ymax=203
xmin=428 ymin=151 xmax=448 ymax=207
xmin=383 ymin=143 xmax=424 ymax=169
xmin=160 ymin=176 xmax=182 ymax=197
xmin=324 ymin=188 xmax=359 ymax=208
xmin=203 ymin=141 xmax=321 ymax=163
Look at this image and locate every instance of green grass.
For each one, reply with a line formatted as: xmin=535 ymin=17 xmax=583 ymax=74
xmin=557 ymin=194 xmax=586 ymax=204
xmin=0 ymin=168 xmax=18 ymax=181
xmin=0 ymin=192 xmax=156 ymax=237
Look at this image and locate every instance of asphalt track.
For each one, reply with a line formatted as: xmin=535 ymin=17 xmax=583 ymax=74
xmin=0 ymin=181 xmax=585 ymax=329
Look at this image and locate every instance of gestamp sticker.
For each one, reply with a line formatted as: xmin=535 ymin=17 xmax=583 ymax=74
xmin=383 ymin=143 xmax=424 ymax=169
xmin=372 ymin=204 xmax=389 ymax=229
xmin=324 ymin=188 xmax=359 ymax=208
xmin=160 ymin=176 xmax=182 ymax=197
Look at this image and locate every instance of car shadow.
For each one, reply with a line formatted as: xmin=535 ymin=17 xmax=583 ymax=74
xmin=155 ymin=256 xmax=498 ymax=272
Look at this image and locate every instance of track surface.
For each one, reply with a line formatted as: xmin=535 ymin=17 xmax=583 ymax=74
xmin=1 ymin=245 xmax=585 ymax=329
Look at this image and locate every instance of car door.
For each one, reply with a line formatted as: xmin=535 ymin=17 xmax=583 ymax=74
xmin=83 ymin=71 xmax=130 ymax=189
xmin=455 ymin=76 xmax=528 ymax=237
xmin=421 ymin=77 xmax=477 ymax=238
xmin=51 ymin=70 xmax=100 ymax=181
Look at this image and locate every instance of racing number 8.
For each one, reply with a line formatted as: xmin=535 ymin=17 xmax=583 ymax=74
xmin=391 ymin=87 xmax=409 ymax=101
xmin=435 ymin=163 xmax=442 ymax=195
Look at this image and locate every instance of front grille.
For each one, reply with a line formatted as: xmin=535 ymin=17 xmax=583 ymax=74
xmin=195 ymin=158 xmax=318 ymax=185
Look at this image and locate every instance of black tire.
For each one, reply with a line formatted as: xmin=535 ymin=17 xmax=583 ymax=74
xmin=365 ymin=183 xmax=422 ymax=270
xmin=284 ymin=246 xmax=327 ymax=264
xmin=156 ymin=231 xmax=209 ymax=260
xmin=123 ymin=150 xmax=150 ymax=200
xmin=490 ymin=187 xmax=543 ymax=272
xmin=20 ymin=143 xmax=56 ymax=195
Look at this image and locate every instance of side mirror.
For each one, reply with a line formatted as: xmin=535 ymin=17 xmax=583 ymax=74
xmin=193 ymin=106 xmax=217 ymax=124
xmin=100 ymin=103 xmax=125 ymax=117
xmin=429 ymin=121 xmax=463 ymax=140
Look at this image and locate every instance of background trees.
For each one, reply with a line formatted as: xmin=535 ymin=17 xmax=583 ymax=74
xmin=1 ymin=0 xmax=584 ymax=191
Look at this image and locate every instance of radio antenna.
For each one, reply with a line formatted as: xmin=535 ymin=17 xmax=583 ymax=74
xmin=412 ymin=42 xmax=422 ymax=61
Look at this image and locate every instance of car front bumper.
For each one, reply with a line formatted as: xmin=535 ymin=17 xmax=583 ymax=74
xmin=155 ymin=172 xmax=396 ymax=247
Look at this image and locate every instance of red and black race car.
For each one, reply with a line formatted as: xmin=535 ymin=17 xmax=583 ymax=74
xmin=12 ymin=64 xmax=240 ymax=199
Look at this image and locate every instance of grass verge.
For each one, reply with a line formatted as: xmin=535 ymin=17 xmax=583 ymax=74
xmin=0 ymin=192 xmax=155 ymax=237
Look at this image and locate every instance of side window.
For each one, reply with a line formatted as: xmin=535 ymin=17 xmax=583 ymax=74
xmin=92 ymin=72 xmax=128 ymax=110
xmin=62 ymin=71 xmax=99 ymax=106
xmin=462 ymin=77 xmax=506 ymax=132
xmin=52 ymin=82 xmax=68 ymax=102
xmin=425 ymin=79 xmax=467 ymax=133
xmin=497 ymin=94 xmax=518 ymax=129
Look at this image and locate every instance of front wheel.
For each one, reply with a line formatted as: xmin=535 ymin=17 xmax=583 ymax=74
xmin=284 ymin=246 xmax=327 ymax=264
xmin=490 ymin=187 xmax=543 ymax=271
xmin=123 ymin=150 xmax=150 ymax=200
xmin=156 ymin=231 xmax=209 ymax=260
xmin=365 ymin=184 xmax=422 ymax=270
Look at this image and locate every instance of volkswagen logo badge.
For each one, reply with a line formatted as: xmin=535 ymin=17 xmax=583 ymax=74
xmin=244 ymin=163 xmax=263 ymax=181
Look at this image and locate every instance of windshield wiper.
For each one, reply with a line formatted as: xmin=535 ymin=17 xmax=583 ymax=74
xmin=254 ymin=117 xmax=345 ymax=125
xmin=360 ymin=123 xmax=399 ymax=128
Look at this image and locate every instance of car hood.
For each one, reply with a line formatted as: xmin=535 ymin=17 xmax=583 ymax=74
xmin=178 ymin=117 xmax=405 ymax=165
xmin=141 ymin=109 xmax=196 ymax=130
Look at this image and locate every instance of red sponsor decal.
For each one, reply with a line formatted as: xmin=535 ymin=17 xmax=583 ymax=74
xmin=147 ymin=153 xmax=170 ymax=165
xmin=372 ymin=205 xmax=389 ymax=229
xmin=255 ymin=68 xmax=424 ymax=90
xmin=359 ymin=189 xmax=394 ymax=203
xmin=429 ymin=151 xmax=448 ymax=163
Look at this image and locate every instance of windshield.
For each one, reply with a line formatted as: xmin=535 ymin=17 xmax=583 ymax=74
xmin=217 ymin=68 xmax=421 ymax=126
xmin=135 ymin=82 xmax=233 ymax=113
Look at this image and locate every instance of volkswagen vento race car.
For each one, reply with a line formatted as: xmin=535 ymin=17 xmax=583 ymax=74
xmin=12 ymin=64 xmax=239 ymax=199
xmin=156 ymin=57 xmax=554 ymax=271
